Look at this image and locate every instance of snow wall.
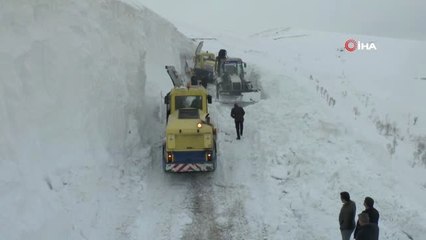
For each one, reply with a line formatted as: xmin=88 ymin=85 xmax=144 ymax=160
xmin=0 ymin=0 xmax=194 ymax=239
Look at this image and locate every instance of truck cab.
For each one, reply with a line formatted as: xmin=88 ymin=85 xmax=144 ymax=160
xmin=217 ymin=58 xmax=255 ymax=95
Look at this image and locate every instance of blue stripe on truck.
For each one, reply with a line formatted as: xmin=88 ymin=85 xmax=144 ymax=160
xmin=172 ymin=151 xmax=210 ymax=163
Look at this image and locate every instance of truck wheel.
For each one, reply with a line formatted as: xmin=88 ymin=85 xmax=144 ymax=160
xmin=162 ymin=143 xmax=167 ymax=172
xmin=216 ymin=83 xmax=220 ymax=99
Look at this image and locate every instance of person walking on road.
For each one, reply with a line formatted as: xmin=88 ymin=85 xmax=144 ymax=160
xmin=354 ymin=197 xmax=380 ymax=240
xmin=230 ymin=103 xmax=245 ymax=140
xmin=339 ymin=191 xmax=357 ymax=240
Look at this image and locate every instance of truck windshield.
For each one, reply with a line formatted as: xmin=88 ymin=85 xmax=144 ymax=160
xmin=203 ymin=55 xmax=214 ymax=61
xmin=175 ymin=96 xmax=202 ymax=110
xmin=224 ymin=62 xmax=242 ymax=75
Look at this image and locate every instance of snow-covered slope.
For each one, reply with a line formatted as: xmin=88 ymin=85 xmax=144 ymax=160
xmin=127 ymin=24 xmax=426 ymax=239
xmin=176 ymin=28 xmax=426 ymax=239
xmin=0 ymin=1 xmax=193 ymax=239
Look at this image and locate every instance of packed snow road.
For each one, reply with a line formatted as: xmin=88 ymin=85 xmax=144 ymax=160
xmin=129 ymin=101 xmax=255 ymax=240
xmin=131 ymin=68 xmax=340 ymax=239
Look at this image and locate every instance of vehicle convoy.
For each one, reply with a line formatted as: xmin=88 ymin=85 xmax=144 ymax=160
xmin=163 ymin=66 xmax=217 ymax=172
xmin=190 ymin=42 xmax=260 ymax=103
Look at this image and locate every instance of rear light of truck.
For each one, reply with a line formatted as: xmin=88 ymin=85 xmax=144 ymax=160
xmin=206 ymin=152 xmax=212 ymax=161
xmin=167 ymin=152 xmax=173 ymax=163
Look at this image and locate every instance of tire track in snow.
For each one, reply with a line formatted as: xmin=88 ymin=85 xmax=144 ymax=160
xmin=179 ymin=100 xmax=265 ymax=240
xmin=181 ymin=174 xmax=224 ymax=240
xmin=126 ymin=143 xmax=196 ymax=239
xmin=212 ymin=102 xmax=268 ymax=239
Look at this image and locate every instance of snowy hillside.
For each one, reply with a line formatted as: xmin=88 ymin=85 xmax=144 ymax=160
xmin=1 ymin=1 xmax=426 ymax=240
xmin=170 ymin=27 xmax=426 ymax=239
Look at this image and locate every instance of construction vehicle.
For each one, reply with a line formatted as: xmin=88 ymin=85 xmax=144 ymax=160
xmin=192 ymin=41 xmax=216 ymax=87
xmin=162 ymin=66 xmax=217 ymax=172
xmin=215 ymin=50 xmax=261 ymax=103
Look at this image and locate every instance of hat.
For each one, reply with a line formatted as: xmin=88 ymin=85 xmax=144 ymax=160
xmin=364 ymin=197 xmax=374 ymax=207
xmin=340 ymin=192 xmax=350 ymax=201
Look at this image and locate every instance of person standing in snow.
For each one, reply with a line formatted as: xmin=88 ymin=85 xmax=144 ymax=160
xmin=230 ymin=103 xmax=245 ymax=140
xmin=354 ymin=213 xmax=379 ymax=240
xmin=339 ymin=191 xmax=357 ymax=240
xmin=354 ymin=197 xmax=379 ymax=240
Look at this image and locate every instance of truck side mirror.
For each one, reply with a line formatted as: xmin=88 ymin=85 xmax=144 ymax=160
xmin=164 ymin=93 xmax=170 ymax=104
xmin=207 ymin=95 xmax=212 ymax=104
xmin=206 ymin=113 xmax=210 ymax=124
xmin=243 ymin=62 xmax=247 ymax=68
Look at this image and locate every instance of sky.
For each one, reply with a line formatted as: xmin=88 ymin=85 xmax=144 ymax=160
xmin=138 ymin=0 xmax=426 ymax=40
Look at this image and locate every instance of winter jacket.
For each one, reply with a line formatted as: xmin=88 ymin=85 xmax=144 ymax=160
xmin=354 ymin=208 xmax=380 ymax=238
xmin=231 ymin=106 xmax=245 ymax=122
xmin=339 ymin=200 xmax=356 ymax=230
xmin=365 ymin=207 xmax=380 ymax=224
xmin=355 ymin=224 xmax=379 ymax=240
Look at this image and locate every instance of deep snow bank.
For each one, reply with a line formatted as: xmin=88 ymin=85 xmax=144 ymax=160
xmin=0 ymin=0 xmax=193 ymax=239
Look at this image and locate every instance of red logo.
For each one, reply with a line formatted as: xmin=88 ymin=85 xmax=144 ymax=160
xmin=345 ymin=39 xmax=357 ymax=52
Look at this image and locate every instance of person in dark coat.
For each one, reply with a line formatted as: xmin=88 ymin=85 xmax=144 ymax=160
xmin=339 ymin=192 xmax=357 ymax=240
xmin=355 ymin=213 xmax=379 ymax=240
xmin=354 ymin=197 xmax=380 ymax=239
xmin=230 ymin=103 xmax=245 ymax=140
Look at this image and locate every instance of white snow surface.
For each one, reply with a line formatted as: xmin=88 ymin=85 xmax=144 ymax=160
xmin=1 ymin=1 xmax=426 ymax=240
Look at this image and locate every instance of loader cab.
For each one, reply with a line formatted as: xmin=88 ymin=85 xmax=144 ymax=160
xmin=216 ymin=57 xmax=256 ymax=98
xmin=222 ymin=58 xmax=246 ymax=79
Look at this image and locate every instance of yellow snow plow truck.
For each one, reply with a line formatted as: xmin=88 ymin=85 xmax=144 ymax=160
xmin=163 ymin=66 xmax=217 ymax=172
xmin=191 ymin=41 xmax=216 ymax=87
